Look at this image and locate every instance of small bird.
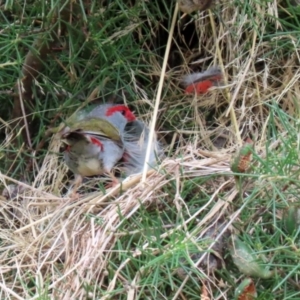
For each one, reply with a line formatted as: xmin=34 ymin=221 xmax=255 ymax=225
xmin=69 ymin=103 xmax=160 ymax=176
xmin=60 ymin=104 xmax=161 ymax=195
xmin=182 ymin=66 xmax=223 ymax=95
xmin=60 ymin=105 xmax=134 ymax=195
xmin=62 ymin=129 xmax=124 ymax=186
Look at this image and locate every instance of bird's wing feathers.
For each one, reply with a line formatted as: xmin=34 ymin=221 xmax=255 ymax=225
xmin=122 ymin=120 xmax=162 ymax=175
xmin=68 ymin=117 xmax=121 ymax=142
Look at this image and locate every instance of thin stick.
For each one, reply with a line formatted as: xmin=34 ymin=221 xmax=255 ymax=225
xmin=141 ymin=3 xmax=179 ymax=183
xmin=17 ymin=79 xmax=32 ymax=148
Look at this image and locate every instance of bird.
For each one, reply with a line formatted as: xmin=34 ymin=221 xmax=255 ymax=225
xmin=62 ymin=129 xmax=124 ymax=183
xmin=69 ymin=103 xmax=161 ymax=176
xmin=60 ymin=103 xmax=161 ymax=196
xmin=182 ymin=66 xmax=223 ymax=95
xmin=60 ymin=105 xmax=134 ymax=196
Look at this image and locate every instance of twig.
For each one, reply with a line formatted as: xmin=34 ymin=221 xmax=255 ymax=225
xmin=16 ymin=79 xmax=32 ymax=149
xmin=141 ymin=2 xmax=179 ymax=183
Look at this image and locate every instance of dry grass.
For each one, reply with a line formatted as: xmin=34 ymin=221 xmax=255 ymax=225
xmin=0 ymin=145 xmax=233 ymax=299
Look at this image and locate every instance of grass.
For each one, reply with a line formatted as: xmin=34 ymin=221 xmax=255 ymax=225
xmin=1 ymin=0 xmax=300 ymax=299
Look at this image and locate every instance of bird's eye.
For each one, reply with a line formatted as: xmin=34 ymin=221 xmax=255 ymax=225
xmin=121 ymin=110 xmax=126 ymax=116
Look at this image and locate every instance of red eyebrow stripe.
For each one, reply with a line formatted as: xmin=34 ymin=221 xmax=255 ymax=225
xmin=90 ymin=137 xmax=104 ymax=150
xmin=105 ymin=105 xmax=136 ymax=121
